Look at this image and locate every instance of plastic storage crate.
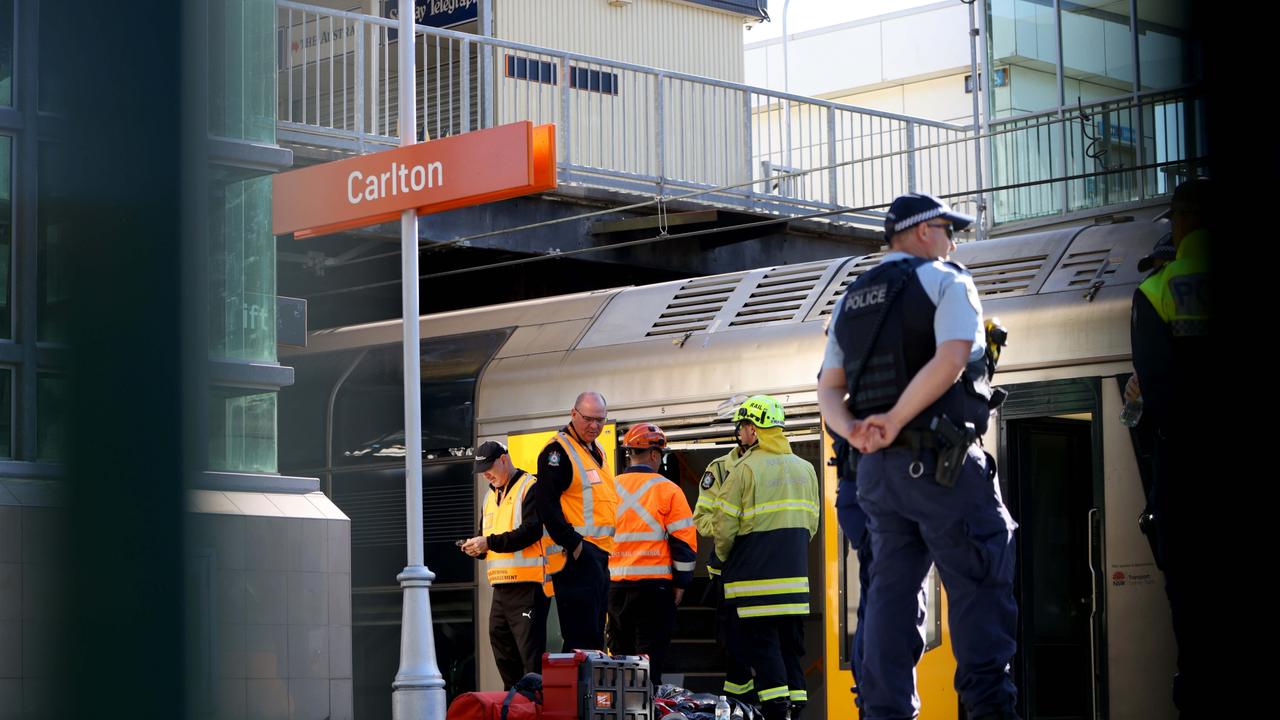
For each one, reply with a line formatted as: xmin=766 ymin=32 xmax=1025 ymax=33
xmin=543 ymin=650 xmax=652 ymax=720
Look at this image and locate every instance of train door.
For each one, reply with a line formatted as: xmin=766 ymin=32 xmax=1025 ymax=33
xmin=659 ymin=418 xmax=827 ymax=717
xmin=998 ymin=379 xmax=1107 ymax=720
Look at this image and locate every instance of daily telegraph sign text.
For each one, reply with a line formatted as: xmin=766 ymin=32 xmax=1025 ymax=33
xmin=384 ymin=0 xmax=478 ymax=31
xmin=272 ymin=122 xmax=556 ymax=239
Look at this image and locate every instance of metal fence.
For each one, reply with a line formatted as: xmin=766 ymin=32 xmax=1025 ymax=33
xmin=276 ymin=2 xmax=1197 ymax=229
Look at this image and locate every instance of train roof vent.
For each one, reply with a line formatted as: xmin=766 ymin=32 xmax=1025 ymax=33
xmin=644 ymin=272 xmax=747 ymax=338
xmin=808 ymin=253 xmax=885 ymax=320
xmin=969 ymin=254 xmax=1049 ymax=299
xmin=728 ymin=260 xmax=831 ymax=328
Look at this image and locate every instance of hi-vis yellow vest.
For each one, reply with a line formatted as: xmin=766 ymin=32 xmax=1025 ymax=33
xmin=544 ymin=430 xmax=618 ymax=576
xmin=481 ymin=472 xmax=555 ymax=596
xmin=1138 ymin=229 xmax=1209 ymax=338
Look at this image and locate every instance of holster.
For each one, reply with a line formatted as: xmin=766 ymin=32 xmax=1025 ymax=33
xmin=929 ymin=414 xmax=977 ymax=488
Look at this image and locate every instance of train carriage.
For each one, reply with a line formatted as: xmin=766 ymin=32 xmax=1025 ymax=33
xmin=282 ymin=206 xmax=1178 ymax=720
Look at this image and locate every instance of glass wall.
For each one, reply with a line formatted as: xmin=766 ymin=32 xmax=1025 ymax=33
xmin=210 ymin=175 xmax=276 ymax=362
xmin=0 ymin=134 xmax=10 ymax=339
xmin=0 ymin=0 xmax=12 ymax=107
xmin=986 ymin=0 xmax=1200 ymax=225
xmin=209 ymin=0 xmax=277 ymax=143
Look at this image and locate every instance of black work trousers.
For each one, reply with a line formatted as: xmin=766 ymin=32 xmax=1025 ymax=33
xmin=709 ymin=578 xmax=756 ymax=700
xmin=606 ymin=581 xmax=677 ymax=686
xmin=490 ymin=582 xmax=550 ymax=689
xmin=739 ymin=615 xmax=806 ymax=715
xmin=550 ymin=540 xmax=610 ymax=651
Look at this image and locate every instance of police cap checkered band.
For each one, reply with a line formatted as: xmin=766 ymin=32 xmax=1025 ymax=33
xmin=474 ymin=441 xmax=508 ymax=473
xmin=883 ymin=192 xmax=975 ymax=238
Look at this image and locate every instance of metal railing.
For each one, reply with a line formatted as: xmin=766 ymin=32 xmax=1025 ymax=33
xmin=276 ymin=2 xmax=1199 ymax=229
xmin=276 ymin=1 xmax=975 ymax=226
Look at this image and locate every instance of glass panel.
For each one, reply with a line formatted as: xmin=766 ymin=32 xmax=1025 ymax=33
xmin=209 ymin=0 xmax=276 ymax=143
xmin=987 ymin=0 xmax=1059 ymax=119
xmin=208 ymin=389 xmax=278 ymax=473
xmin=37 ymin=373 xmax=69 ymax=461
xmin=0 ymin=367 xmax=10 ymax=458
xmin=1137 ymin=0 xmax=1195 ymax=90
xmin=0 ymin=135 xmax=10 ymax=338
xmin=989 ymin=116 xmax=1064 ymax=224
xmin=1061 ymin=0 xmax=1134 ymax=102
xmin=210 ymin=175 xmax=276 ymax=362
xmin=0 ymin=0 xmax=12 ymax=106
xmin=37 ymin=0 xmax=69 ymax=112
xmin=38 ymin=143 xmax=71 ymax=343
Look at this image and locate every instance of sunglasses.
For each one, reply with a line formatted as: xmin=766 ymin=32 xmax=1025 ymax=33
xmin=925 ymin=222 xmax=955 ymax=239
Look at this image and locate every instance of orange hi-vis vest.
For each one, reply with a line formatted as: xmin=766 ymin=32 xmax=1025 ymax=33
xmin=544 ymin=430 xmax=618 ymax=577
xmin=481 ymin=472 xmax=554 ymax=595
xmin=609 ymin=470 xmax=698 ymax=581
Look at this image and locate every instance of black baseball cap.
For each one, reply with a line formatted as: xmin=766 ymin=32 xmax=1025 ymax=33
xmin=884 ymin=192 xmax=975 ymax=239
xmin=474 ymin=441 xmax=508 ymax=473
xmin=1138 ymin=233 xmax=1175 ymax=272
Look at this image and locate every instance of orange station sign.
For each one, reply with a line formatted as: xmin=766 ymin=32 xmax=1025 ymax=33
xmin=272 ymin=121 xmax=557 ymax=239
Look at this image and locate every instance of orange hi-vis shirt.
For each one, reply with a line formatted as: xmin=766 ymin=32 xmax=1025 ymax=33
xmin=543 ymin=430 xmax=618 ymax=578
xmin=609 ymin=468 xmax=698 ymax=583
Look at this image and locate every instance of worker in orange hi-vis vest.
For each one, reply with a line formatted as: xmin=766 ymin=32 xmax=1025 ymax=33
xmin=606 ymin=422 xmax=697 ymax=689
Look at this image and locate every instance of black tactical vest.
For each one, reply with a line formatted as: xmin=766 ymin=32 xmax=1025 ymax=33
xmin=832 ymin=257 xmax=993 ymax=435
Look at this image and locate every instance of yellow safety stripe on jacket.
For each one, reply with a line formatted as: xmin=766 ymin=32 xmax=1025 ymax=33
xmin=1137 ymin=230 xmax=1209 ymax=336
xmin=789 ymin=690 xmax=808 ymax=702
xmin=740 ymin=499 xmax=820 ymax=520
xmin=724 ymin=576 xmax=810 ymax=599
xmin=723 ymin=679 xmax=755 ymax=695
xmin=737 ymin=602 xmax=810 ymax=618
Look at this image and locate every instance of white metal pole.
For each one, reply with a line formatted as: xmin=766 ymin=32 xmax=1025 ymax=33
xmin=968 ymin=0 xmax=986 ymax=240
xmin=782 ymin=0 xmax=793 ymax=180
xmin=391 ymin=0 xmax=447 ymax=717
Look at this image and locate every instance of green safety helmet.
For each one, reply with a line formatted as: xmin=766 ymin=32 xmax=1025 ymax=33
xmin=734 ymin=394 xmax=786 ymax=429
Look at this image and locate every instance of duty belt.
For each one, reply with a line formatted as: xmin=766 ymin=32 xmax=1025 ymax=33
xmin=888 ymin=428 xmax=941 ymax=451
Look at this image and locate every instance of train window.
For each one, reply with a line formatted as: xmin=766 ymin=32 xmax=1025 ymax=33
xmin=330 ymin=330 xmax=508 ymax=466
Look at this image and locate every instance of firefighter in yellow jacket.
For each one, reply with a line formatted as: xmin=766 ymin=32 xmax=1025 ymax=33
xmin=714 ymin=396 xmax=820 ymax=720
xmin=461 ymin=441 xmax=553 ymax=689
xmin=694 ymin=416 xmax=756 ymax=702
xmin=607 ymin=422 xmax=697 ymax=688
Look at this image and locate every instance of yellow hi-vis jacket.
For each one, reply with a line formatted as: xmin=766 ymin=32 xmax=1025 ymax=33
xmin=543 ymin=430 xmax=618 ymax=578
xmin=713 ymin=427 xmax=820 ymax=619
xmin=609 ymin=467 xmax=698 ymax=584
xmin=1138 ymin=229 xmax=1209 ymax=338
xmin=481 ymin=471 xmax=555 ymax=596
xmin=694 ymin=447 xmax=745 ymax=577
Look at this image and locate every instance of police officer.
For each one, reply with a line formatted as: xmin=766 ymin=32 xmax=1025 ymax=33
xmin=461 ymin=442 xmax=552 ymax=689
xmin=1128 ymin=178 xmax=1210 ymax=716
xmin=607 ymin=423 xmax=697 ymax=688
xmin=817 ymin=192 xmax=1018 ymax=720
xmin=713 ymin=395 xmax=820 ymax=720
xmin=534 ymin=391 xmax=619 ymax=651
xmin=693 ymin=417 xmax=755 ymax=703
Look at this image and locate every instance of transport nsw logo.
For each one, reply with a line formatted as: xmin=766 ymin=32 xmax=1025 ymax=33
xmin=272 ymin=121 xmax=556 ymax=239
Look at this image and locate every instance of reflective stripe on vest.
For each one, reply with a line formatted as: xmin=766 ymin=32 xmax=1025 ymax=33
xmin=724 ymin=576 xmax=810 ymax=599
xmin=551 ymin=431 xmax=617 ymax=556
xmin=609 ymin=470 xmax=697 ymax=582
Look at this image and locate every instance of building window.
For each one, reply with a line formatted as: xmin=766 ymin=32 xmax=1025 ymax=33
xmin=569 ymin=66 xmax=619 ymax=95
xmin=0 ymin=367 xmax=10 ymax=458
xmin=0 ymin=134 xmax=10 ymax=340
xmin=38 ymin=143 xmax=71 ymax=343
xmin=0 ymin=0 xmax=12 ymax=107
xmin=965 ymin=67 xmax=1009 ymax=94
xmin=37 ymin=373 xmax=68 ymax=461
xmin=505 ymin=54 xmax=557 ymax=85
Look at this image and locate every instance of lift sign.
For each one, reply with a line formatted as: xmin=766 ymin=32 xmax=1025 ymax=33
xmin=272 ymin=121 xmax=556 ymax=239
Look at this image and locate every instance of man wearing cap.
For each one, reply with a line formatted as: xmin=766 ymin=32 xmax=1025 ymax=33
xmin=1126 ymin=178 xmax=1211 ymax=716
xmin=817 ymin=192 xmax=1019 ymax=720
xmin=461 ymin=442 xmax=550 ymax=688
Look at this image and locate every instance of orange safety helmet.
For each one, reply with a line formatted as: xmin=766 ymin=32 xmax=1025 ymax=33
xmin=620 ymin=423 xmax=668 ymax=450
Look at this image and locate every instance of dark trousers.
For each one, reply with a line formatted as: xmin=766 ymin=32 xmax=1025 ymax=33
xmin=550 ymin=540 xmax=610 ymax=651
xmin=606 ymin=581 xmax=677 ymax=686
xmin=739 ymin=615 xmax=806 ymax=718
xmin=857 ymin=446 xmax=1018 ymax=720
xmin=836 ymin=477 xmax=873 ymax=702
xmin=490 ymin=582 xmax=550 ymax=689
xmin=710 ymin=578 xmax=756 ymax=700
xmin=1151 ymin=435 xmax=1202 ymax=717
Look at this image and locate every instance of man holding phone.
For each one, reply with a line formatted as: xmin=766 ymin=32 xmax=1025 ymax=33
xmin=461 ymin=441 xmax=551 ymax=688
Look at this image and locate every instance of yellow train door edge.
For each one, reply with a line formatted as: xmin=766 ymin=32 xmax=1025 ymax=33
xmin=820 ymin=425 xmax=959 ymax=719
